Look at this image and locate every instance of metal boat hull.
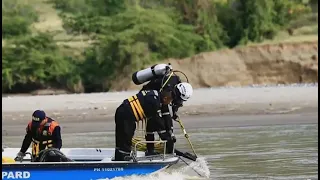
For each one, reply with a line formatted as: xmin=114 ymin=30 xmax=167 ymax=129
xmin=2 ymin=147 xmax=179 ymax=180
xmin=2 ymin=161 xmax=177 ymax=180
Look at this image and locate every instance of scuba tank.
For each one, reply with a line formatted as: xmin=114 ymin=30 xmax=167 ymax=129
xmin=132 ymin=64 xmax=172 ymax=85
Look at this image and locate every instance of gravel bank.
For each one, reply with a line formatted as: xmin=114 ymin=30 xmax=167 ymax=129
xmin=2 ymin=85 xmax=318 ymax=123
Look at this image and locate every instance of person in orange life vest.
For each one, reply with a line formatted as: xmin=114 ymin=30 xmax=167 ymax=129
xmin=14 ymin=110 xmax=62 ymax=162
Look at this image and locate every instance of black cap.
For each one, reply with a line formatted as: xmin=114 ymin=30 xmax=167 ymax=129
xmin=32 ymin=110 xmax=46 ymax=122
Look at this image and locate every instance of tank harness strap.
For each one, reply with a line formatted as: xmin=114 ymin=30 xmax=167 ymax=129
xmin=42 ymin=140 xmax=53 ymax=147
xmin=31 ymin=139 xmax=40 ymax=156
xmin=160 ymin=71 xmax=174 ymax=92
xmin=128 ymin=95 xmax=146 ymax=122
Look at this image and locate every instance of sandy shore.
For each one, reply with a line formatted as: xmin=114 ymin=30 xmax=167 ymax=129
xmin=2 ymin=85 xmax=317 ymax=122
xmin=2 ymin=85 xmax=318 ymax=141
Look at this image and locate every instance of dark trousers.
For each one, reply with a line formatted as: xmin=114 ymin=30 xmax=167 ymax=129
xmin=114 ymin=103 xmax=136 ymax=161
xmin=145 ymin=123 xmax=174 ymax=154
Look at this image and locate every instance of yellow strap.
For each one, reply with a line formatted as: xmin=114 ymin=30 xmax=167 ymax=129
xmin=130 ymin=98 xmax=144 ymax=120
xmin=160 ymin=71 xmax=174 ymax=92
xmin=128 ymin=97 xmax=140 ymax=121
xmin=133 ymin=95 xmax=146 ymax=117
xmin=128 ymin=95 xmax=148 ymax=136
xmin=133 ymin=95 xmax=147 ymax=135
xmin=131 ymin=100 xmax=145 ymax=135
xmin=133 ymin=95 xmax=146 ymax=129
xmin=128 ymin=96 xmax=147 ymax=124
xmin=32 ymin=142 xmax=40 ymax=156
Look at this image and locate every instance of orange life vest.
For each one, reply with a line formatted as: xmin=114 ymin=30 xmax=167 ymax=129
xmin=27 ymin=118 xmax=59 ymax=157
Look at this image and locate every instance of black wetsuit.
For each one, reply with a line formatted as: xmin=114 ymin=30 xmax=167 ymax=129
xmin=114 ymin=90 xmax=173 ymax=161
xmin=140 ymin=74 xmax=183 ymax=154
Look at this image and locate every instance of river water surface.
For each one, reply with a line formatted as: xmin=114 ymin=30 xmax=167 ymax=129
xmin=3 ymin=115 xmax=318 ymax=180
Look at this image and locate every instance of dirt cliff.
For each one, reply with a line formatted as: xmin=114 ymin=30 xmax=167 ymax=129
xmin=109 ymin=41 xmax=318 ymax=91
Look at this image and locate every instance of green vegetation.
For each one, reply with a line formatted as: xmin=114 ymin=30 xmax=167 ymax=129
xmin=2 ymin=0 xmax=39 ymax=38
xmin=2 ymin=0 xmax=317 ymax=93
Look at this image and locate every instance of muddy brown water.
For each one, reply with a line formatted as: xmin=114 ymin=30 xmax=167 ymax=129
xmin=3 ymin=113 xmax=318 ymax=180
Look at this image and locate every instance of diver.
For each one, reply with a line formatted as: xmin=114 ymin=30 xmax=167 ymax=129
xmin=14 ymin=110 xmax=62 ymax=162
xmin=131 ymin=64 xmax=193 ymax=155
xmin=113 ymin=89 xmax=179 ymax=161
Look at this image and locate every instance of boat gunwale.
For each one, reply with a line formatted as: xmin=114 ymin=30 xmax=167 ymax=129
xmin=2 ymin=157 xmax=180 ymax=168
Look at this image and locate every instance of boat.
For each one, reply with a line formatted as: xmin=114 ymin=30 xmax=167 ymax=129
xmin=2 ymin=144 xmax=180 ymax=180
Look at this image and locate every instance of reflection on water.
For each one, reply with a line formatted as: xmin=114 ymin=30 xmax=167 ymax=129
xmin=3 ymin=124 xmax=318 ymax=180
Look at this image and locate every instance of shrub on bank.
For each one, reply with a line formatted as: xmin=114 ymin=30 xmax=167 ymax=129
xmin=2 ymin=33 xmax=82 ymax=93
xmin=2 ymin=0 xmax=39 ymax=38
xmin=2 ymin=0 xmax=314 ymax=93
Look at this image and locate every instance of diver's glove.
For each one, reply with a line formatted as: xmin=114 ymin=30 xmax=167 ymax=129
xmin=14 ymin=151 xmax=25 ymax=161
xmin=172 ymin=112 xmax=180 ymax=122
xmin=168 ymin=130 xmax=177 ymax=143
xmin=171 ymin=134 xmax=177 ymax=143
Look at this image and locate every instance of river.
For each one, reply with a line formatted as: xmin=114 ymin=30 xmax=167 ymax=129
xmin=3 ymin=113 xmax=318 ymax=180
